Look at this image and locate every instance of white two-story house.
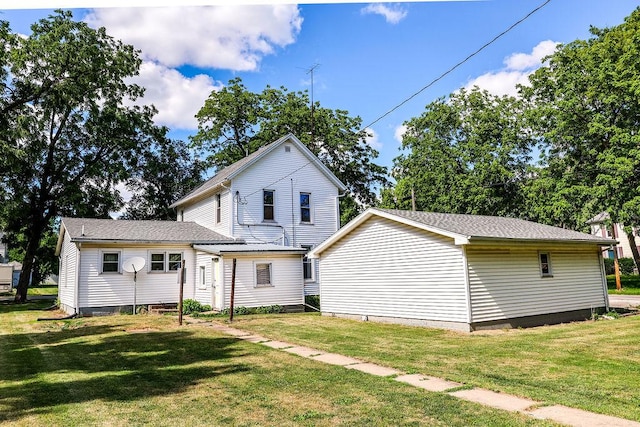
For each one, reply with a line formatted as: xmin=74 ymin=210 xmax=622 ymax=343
xmin=56 ymin=134 xmax=346 ymax=315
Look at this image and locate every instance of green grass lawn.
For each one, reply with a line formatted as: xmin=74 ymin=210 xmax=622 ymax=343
xmin=0 ymin=301 xmax=557 ymax=426
xmin=229 ymin=311 xmax=640 ymax=423
xmin=607 ymin=274 xmax=640 ymax=295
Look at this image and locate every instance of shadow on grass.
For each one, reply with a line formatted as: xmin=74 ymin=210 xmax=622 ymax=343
xmin=0 ymin=300 xmax=56 ymax=313
xmin=0 ymin=326 xmax=249 ymax=423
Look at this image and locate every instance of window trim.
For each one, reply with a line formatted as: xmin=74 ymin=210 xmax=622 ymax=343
xmin=148 ymin=251 xmax=183 ymax=273
xmin=100 ymin=250 xmax=121 ymax=274
xmin=263 ymin=189 xmax=275 ymax=222
xmin=300 ymin=192 xmax=312 ymax=224
xmin=301 ymin=244 xmax=314 ymax=282
xmin=255 ymin=262 xmax=273 ymax=288
xmin=539 ymin=252 xmax=553 ymax=277
xmin=216 ymin=193 xmax=221 ymax=224
xmin=199 ymin=265 xmax=207 ymax=290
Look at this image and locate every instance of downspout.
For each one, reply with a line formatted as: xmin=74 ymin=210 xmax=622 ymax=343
xmin=74 ymin=243 xmax=81 ymax=315
xmin=461 ymin=244 xmax=473 ymax=332
xmin=598 ymin=251 xmax=610 ymax=311
xmin=291 ymin=178 xmax=296 ymax=247
xmin=235 ymin=191 xmax=286 ymax=245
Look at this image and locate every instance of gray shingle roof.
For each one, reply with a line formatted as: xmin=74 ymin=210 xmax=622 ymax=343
xmin=61 ymin=217 xmax=235 ymax=244
xmin=586 ymin=212 xmax=609 ymax=224
xmin=170 ymin=133 xmax=346 ymax=208
xmin=375 ymin=209 xmax=615 ymax=244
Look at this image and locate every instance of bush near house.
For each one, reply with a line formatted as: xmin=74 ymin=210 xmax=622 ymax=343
xmin=604 ymin=257 xmax=637 ymax=275
xmin=607 ymin=274 xmax=640 ymax=290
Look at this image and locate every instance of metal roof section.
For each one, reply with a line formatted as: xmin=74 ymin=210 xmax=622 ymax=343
xmin=169 ymin=133 xmax=347 ymax=208
xmin=194 ymin=243 xmax=307 ymax=256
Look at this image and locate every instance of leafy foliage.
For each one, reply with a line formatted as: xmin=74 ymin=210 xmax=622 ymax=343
xmin=0 ymin=11 xmax=162 ymax=300
xmin=382 ymin=88 xmax=534 ymax=217
xmin=192 ymin=77 xmax=388 ymax=224
xmin=182 ymin=299 xmax=211 ymax=315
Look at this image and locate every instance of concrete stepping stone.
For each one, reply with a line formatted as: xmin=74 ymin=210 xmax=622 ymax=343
xmin=345 ymin=362 xmax=402 ymax=377
xmin=210 ymin=326 xmax=251 ymax=336
xmin=528 ymin=405 xmax=640 ymax=427
xmin=311 ymin=352 xmax=362 ymax=366
xmin=237 ymin=335 xmax=268 ymax=343
xmin=282 ymin=345 xmax=324 ymax=358
xmin=395 ymin=374 xmax=462 ymax=392
xmin=450 ymin=388 xmax=537 ymax=413
xmin=261 ymin=340 xmax=293 ymax=349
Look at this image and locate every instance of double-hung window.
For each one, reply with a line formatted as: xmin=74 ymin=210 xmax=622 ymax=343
xmin=255 ymin=263 xmax=272 ymax=287
xmin=302 ymin=245 xmax=313 ymax=281
xmin=149 ymin=252 xmax=183 ymax=272
xmin=539 ymin=252 xmax=552 ymax=277
xmin=101 ymin=252 xmax=120 ymax=273
xmin=263 ymin=190 xmax=275 ymax=221
xmin=300 ymin=192 xmax=311 ymax=223
xmin=216 ymin=194 xmax=221 ymax=224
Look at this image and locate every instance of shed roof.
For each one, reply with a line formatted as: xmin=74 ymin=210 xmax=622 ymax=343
xmin=170 ymin=133 xmax=346 ymax=208
xmin=310 ymin=208 xmax=616 ymax=257
xmin=60 ymin=217 xmax=235 ymax=245
xmin=194 ymin=243 xmax=307 ymax=256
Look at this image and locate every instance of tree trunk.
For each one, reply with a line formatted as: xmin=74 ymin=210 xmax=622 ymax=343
xmin=627 ymin=230 xmax=640 ymax=274
xmin=611 ymin=224 xmax=622 ymax=291
xmin=13 ymin=224 xmax=44 ymax=303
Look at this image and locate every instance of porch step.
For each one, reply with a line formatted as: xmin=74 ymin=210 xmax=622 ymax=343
xmin=148 ymin=303 xmax=178 ymax=315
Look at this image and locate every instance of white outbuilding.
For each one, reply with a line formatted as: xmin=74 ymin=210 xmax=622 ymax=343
xmin=309 ymin=208 xmax=616 ymax=331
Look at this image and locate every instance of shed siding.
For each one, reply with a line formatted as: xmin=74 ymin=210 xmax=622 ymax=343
xmin=58 ymin=231 xmax=78 ymax=312
xmin=318 ymin=217 xmax=468 ymax=322
xmin=221 ymin=255 xmax=303 ymax=308
xmin=78 ymin=245 xmax=195 ymax=309
xmin=467 ymin=246 xmax=606 ymax=322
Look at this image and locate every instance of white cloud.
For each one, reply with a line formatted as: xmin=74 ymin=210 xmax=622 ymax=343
xmin=129 ymin=62 xmax=223 ymax=130
xmin=364 ymin=127 xmax=383 ymax=150
xmin=465 ymin=40 xmax=559 ymax=97
xmin=361 ymin=3 xmax=407 ymax=24
xmin=394 ymin=124 xmax=407 ymax=144
xmin=85 ymin=5 xmax=303 ymax=70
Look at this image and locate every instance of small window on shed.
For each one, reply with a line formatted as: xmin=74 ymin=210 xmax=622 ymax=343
xmin=539 ymin=252 xmax=553 ymax=277
xmin=255 ymin=263 xmax=272 ymax=287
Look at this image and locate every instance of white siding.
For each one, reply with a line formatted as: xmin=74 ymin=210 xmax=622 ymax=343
xmin=232 ymin=143 xmax=340 ymax=248
xmin=318 ymin=217 xmax=469 ymax=322
xmin=58 ymin=231 xmax=79 ymax=313
xmin=78 ymin=245 xmax=196 ymax=309
xmin=467 ymin=245 xmax=607 ymax=322
xmin=221 ymin=255 xmax=304 ymax=309
xmin=182 ymin=191 xmax=232 ymax=237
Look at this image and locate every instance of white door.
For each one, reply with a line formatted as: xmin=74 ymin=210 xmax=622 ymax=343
xmin=211 ymin=258 xmax=219 ymax=309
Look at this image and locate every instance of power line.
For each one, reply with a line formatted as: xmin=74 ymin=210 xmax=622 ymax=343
xmin=361 ymin=0 xmax=552 ymax=131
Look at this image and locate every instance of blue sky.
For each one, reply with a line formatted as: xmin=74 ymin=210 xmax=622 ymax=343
xmin=2 ymin=0 xmax=639 ymax=174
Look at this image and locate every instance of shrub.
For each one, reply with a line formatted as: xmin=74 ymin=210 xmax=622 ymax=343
xmin=305 ymin=295 xmax=320 ymax=311
xmin=218 ymin=305 xmax=284 ymax=316
xmin=182 ymin=299 xmax=211 ymax=315
xmin=604 ymin=257 xmax=637 ymax=275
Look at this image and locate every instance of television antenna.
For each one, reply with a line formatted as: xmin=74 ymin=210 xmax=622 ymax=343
xmin=122 ymin=256 xmax=146 ymax=315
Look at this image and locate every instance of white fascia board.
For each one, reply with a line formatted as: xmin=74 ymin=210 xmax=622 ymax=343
xmin=307 ymin=209 xmax=375 ymax=258
xmin=368 ymin=208 xmax=470 ymax=245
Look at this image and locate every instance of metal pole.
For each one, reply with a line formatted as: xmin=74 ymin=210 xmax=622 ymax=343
xmin=230 ymin=258 xmax=237 ymax=322
xmin=133 ymin=270 xmax=137 ymax=315
xmin=179 ymin=259 xmax=185 ymax=325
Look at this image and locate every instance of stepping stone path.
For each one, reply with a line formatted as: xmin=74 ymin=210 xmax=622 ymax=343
xmin=198 ymin=321 xmax=640 ymax=427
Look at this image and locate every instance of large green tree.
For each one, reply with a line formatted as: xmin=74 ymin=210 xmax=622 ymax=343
xmin=122 ymin=136 xmax=205 ymax=220
xmin=382 ymin=88 xmax=534 ymax=217
xmin=522 ymin=7 xmax=640 ymax=268
xmin=192 ymin=78 xmax=388 ymax=223
xmin=0 ymin=11 xmax=160 ymax=301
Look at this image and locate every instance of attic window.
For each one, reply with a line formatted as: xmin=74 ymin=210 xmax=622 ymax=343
xmin=284 ymin=145 xmax=291 ymax=153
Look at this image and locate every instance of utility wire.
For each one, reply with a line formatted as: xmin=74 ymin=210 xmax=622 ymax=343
xmin=361 ymin=0 xmax=552 ymax=131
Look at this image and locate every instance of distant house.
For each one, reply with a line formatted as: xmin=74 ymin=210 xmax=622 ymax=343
xmin=0 ymin=231 xmax=7 ymax=263
xmin=56 ymin=134 xmax=346 ymax=315
xmin=309 ymin=208 xmax=615 ymax=332
xmin=586 ymin=212 xmax=639 ymax=260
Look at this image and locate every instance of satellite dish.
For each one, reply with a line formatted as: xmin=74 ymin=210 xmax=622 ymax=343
xmin=122 ymin=257 xmax=146 ymax=316
xmin=122 ymin=257 xmax=146 ymax=273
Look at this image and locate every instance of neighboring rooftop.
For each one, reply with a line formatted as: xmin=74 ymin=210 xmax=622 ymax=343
xmin=586 ymin=212 xmax=610 ymax=224
xmin=61 ymin=217 xmax=235 ymax=244
xmin=376 ymin=208 xmax=616 ymax=244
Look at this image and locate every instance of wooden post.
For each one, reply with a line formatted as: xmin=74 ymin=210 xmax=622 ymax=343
xmin=178 ymin=259 xmax=185 ymax=325
xmin=229 ymin=258 xmax=237 ymax=322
